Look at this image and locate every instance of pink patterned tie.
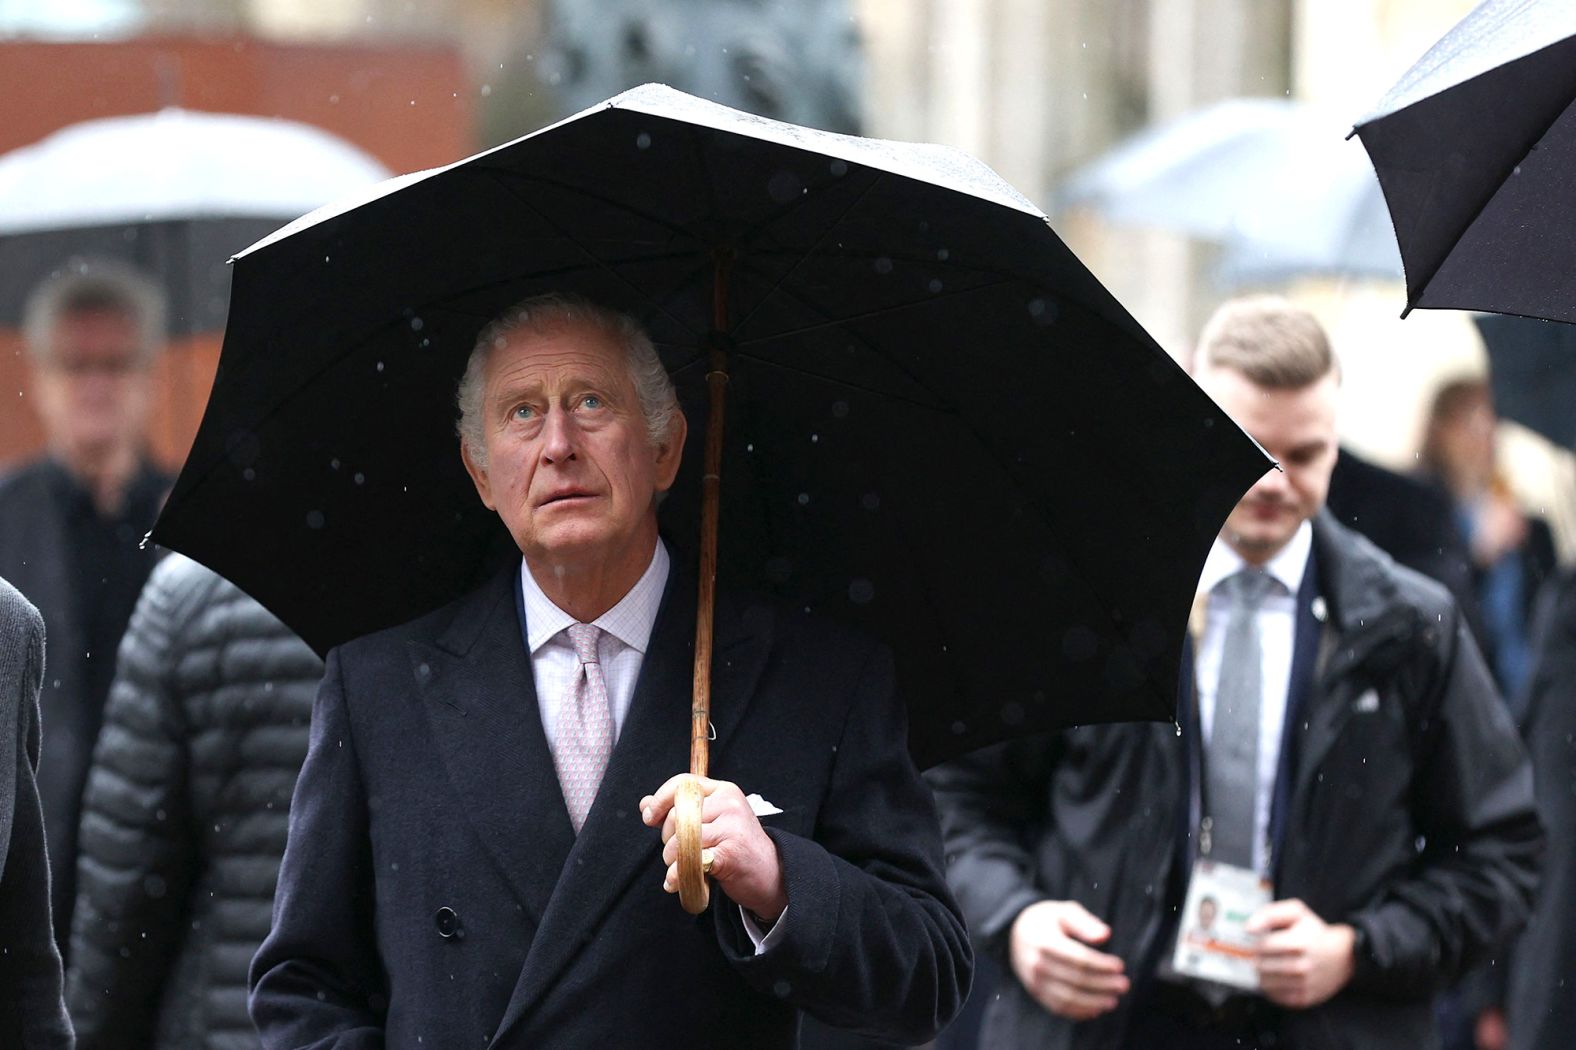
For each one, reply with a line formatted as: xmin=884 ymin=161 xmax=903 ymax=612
xmin=556 ymin=623 xmax=613 ymax=833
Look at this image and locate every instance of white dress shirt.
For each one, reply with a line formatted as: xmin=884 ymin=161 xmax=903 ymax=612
xmin=517 ymin=539 xmax=783 ymax=951
xmin=519 ymin=540 xmax=669 ymax=749
xmin=1193 ymin=519 xmax=1312 ymax=875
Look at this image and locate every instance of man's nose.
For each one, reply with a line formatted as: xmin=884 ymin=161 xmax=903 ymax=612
xmin=540 ymin=408 xmax=577 ymax=463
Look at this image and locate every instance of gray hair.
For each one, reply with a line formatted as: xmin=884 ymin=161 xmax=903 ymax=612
xmin=22 ymin=257 xmax=166 ymax=366
xmin=456 ymin=292 xmax=680 ymax=469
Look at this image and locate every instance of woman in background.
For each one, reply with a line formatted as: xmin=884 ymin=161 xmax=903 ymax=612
xmin=1420 ymin=376 xmax=1557 ymax=706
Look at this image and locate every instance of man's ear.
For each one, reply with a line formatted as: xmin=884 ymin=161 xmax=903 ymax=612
xmin=653 ymin=411 xmax=688 ymax=493
xmin=460 ymin=440 xmax=496 ymax=510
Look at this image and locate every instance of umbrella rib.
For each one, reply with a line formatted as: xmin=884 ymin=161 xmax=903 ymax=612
xmin=728 ymin=349 xmax=950 ymax=414
xmin=731 ymin=173 xmax=892 ymax=336
xmin=732 ymin=275 xmax=1019 ymax=347
xmin=728 ymin=260 xmax=981 ymax=406
xmin=479 ymin=168 xmax=703 ymax=339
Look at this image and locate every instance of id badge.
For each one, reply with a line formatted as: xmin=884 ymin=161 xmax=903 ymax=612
xmin=1170 ymin=858 xmax=1273 ymax=992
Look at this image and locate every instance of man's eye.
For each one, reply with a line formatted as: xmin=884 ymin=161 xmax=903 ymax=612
xmin=581 ymin=395 xmax=603 ymax=409
xmin=511 ymin=405 xmax=535 ymax=421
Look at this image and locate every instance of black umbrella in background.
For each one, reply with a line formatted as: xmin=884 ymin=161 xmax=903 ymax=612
xmin=1352 ymin=0 xmax=1576 ymax=323
xmin=152 ymin=84 xmax=1270 ymax=771
xmin=1473 ymin=314 xmax=1576 ymax=451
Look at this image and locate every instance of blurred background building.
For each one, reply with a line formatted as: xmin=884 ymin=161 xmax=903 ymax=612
xmin=2 ymin=0 xmax=1570 ymax=556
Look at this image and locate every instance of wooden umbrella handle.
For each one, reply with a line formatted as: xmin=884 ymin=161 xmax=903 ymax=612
xmin=675 ymin=775 xmax=710 ymax=915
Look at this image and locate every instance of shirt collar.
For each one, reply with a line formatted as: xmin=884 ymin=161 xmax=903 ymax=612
xmin=1197 ymin=518 xmax=1312 ymax=598
xmin=519 ymin=538 xmax=671 ymax=654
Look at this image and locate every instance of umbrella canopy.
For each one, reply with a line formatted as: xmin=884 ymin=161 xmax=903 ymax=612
xmin=0 ymin=108 xmax=391 ymax=334
xmin=1059 ymin=97 xmax=1399 ymax=285
xmin=1473 ymin=314 xmax=1576 ymax=451
xmin=1354 ymin=0 xmax=1576 ymax=323
xmin=151 ymin=84 xmax=1270 ymax=769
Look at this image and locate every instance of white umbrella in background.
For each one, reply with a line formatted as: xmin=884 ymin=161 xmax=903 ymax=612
xmin=1058 ymin=97 xmax=1400 ymax=287
xmin=0 ymin=109 xmax=392 ymax=334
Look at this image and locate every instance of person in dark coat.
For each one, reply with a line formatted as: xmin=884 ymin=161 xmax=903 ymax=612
xmin=930 ymin=296 xmax=1541 ymax=1050
xmin=64 ymin=554 xmax=321 ymax=1049
xmin=1506 ymin=569 xmax=1576 ymax=1050
xmin=0 ymin=259 xmax=172 ymax=956
xmin=249 ymin=293 xmax=972 ymax=1049
xmin=1326 ymin=445 xmax=1490 ymax=646
xmin=0 ymin=575 xmax=74 ymax=1048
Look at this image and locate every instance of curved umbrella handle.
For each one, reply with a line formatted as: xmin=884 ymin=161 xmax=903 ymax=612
xmin=674 ymin=775 xmax=711 ymax=914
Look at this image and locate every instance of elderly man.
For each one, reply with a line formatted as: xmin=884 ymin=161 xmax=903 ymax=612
xmin=0 ymin=259 xmax=170 ymax=955
xmin=930 ymin=296 xmax=1541 ymax=1050
xmin=250 ymin=293 xmax=971 ymax=1049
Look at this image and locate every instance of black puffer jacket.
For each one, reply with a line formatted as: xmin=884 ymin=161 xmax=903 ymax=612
xmin=65 ymin=555 xmax=322 ymax=1050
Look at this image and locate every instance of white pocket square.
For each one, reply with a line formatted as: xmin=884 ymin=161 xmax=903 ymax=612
xmin=746 ymin=793 xmax=784 ymax=817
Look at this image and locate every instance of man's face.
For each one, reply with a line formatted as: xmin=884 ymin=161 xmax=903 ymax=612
xmin=1198 ymin=365 xmax=1339 ymax=564
xmin=33 ymin=307 xmax=153 ymax=462
xmin=461 ymin=318 xmax=685 ymax=573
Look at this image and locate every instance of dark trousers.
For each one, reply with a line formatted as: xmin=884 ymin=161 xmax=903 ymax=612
xmin=1122 ymin=982 xmax=1282 ymax=1050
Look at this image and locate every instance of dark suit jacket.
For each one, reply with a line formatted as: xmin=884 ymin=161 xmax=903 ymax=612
xmin=250 ymin=563 xmax=971 ymax=1049
xmin=0 ymin=576 xmax=73 ymax=1047
xmin=0 ymin=457 xmax=167 ymax=952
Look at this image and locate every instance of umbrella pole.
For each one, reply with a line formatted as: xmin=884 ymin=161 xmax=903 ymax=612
xmin=676 ymin=249 xmax=733 ymax=915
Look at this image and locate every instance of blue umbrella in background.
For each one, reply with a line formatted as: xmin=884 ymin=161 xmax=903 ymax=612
xmin=1059 ymin=97 xmax=1400 ymax=287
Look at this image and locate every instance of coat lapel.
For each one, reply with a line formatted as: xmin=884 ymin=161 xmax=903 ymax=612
xmin=413 ymin=567 xmax=575 ymax=925
xmin=493 ymin=568 xmax=774 ymax=1039
xmin=1287 ymin=515 xmax=1411 ymax=811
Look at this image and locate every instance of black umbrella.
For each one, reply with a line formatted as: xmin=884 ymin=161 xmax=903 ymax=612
xmin=153 ymin=83 xmax=1266 ymax=843
xmin=1352 ymin=0 xmax=1576 ymax=323
xmin=1474 ymin=313 xmax=1576 ymax=450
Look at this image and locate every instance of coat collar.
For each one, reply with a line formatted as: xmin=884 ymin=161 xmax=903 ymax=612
xmin=422 ymin=559 xmax=776 ymax=1041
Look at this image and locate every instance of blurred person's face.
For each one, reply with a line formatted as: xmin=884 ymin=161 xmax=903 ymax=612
xmin=1434 ymin=396 xmax=1497 ymax=492
xmin=1199 ymin=365 xmax=1339 ymax=565
xmin=32 ymin=307 xmax=154 ymax=467
xmin=460 ymin=316 xmax=685 ymax=578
